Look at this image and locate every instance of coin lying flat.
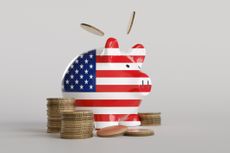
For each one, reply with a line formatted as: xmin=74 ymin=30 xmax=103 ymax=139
xmin=80 ymin=23 xmax=104 ymax=36
xmin=96 ymin=125 xmax=128 ymax=137
xmin=127 ymin=11 xmax=136 ymax=34
xmin=124 ymin=128 xmax=154 ymax=136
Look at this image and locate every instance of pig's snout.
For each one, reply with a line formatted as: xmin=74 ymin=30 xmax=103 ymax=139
xmin=141 ymin=78 xmax=151 ymax=86
xmin=139 ymin=78 xmax=152 ymax=94
xmin=138 ymin=72 xmax=152 ymax=95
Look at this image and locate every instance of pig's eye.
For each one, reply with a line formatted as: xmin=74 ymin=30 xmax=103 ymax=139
xmin=126 ymin=64 xmax=130 ymax=68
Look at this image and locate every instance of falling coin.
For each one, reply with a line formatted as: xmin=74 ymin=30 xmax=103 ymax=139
xmin=80 ymin=23 xmax=104 ymax=36
xmin=127 ymin=11 xmax=136 ymax=34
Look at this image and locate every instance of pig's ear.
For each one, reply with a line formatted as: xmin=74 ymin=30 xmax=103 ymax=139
xmin=132 ymin=44 xmax=146 ymax=68
xmin=100 ymin=37 xmax=120 ymax=56
xmin=105 ymin=37 xmax=119 ymax=48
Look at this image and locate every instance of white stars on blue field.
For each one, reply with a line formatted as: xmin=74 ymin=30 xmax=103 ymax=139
xmin=63 ymin=50 xmax=96 ymax=92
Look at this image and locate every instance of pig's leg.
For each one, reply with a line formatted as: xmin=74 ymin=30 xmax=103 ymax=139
xmin=95 ymin=121 xmax=119 ymax=129
xmin=119 ymin=114 xmax=141 ymax=127
xmin=75 ymin=106 xmax=119 ymax=129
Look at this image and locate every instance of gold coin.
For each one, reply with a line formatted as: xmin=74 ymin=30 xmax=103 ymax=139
xmin=62 ymin=116 xmax=93 ymax=120
xmin=48 ymin=120 xmax=61 ymax=123
xmin=61 ymin=125 xmax=94 ymax=129
xmin=47 ymin=112 xmax=60 ymax=115
xmin=63 ymin=122 xmax=93 ymax=125
xmin=141 ymin=119 xmax=161 ymax=122
xmin=47 ymin=128 xmax=60 ymax=133
xmin=47 ymin=110 xmax=59 ymax=113
xmin=61 ymin=129 xmax=93 ymax=133
xmin=47 ymin=115 xmax=61 ymax=118
xmin=59 ymin=106 xmax=74 ymax=108
xmin=61 ymin=122 xmax=94 ymax=127
xmin=61 ymin=112 xmax=93 ymax=119
xmin=61 ymin=121 xmax=93 ymax=125
xmin=141 ymin=119 xmax=161 ymax=121
xmin=127 ymin=11 xmax=136 ymax=34
xmin=47 ymin=109 xmax=60 ymax=112
xmin=61 ymin=132 xmax=93 ymax=135
xmin=47 ymin=102 xmax=59 ymax=105
xmin=61 ymin=120 xmax=93 ymax=124
xmin=60 ymin=134 xmax=93 ymax=139
xmin=47 ymin=126 xmax=61 ymax=129
xmin=47 ymin=123 xmax=61 ymax=126
xmin=47 ymin=116 xmax=61 ymax=119
xmin=59 ymin=111 xmax=75 ymax=114
xmin=61 ymin=126 xmax=94 ymax=129
xmin=62 ymin=110 xmax=93 ymax=115
xmin=96 ymin=125 xmax=128 ymax=137
xmin=139 ymin=112 xmax=161 ymax=116
xmin=141 ymin=121 xmax=161 ymax=123
xmin=48 ymin=121 xmax=61 ymax=124
xmin=80 ymin=23 xmax=104 ymax=37
xmin=59 ymin=101 xmax=74 ymax=104
xmin=61 ymin=114 xmax=93 ymax=118
xmin=48 ymin=117 xmax=61 ymax=120
xmin=47 ymin=103 xmax=59 ymax=106
xmin=61 ymin=127 xmax=93 ymax=131
xmin=60 ymin=131 xmax=93 ymax=135
xmin=141 ymin=123 xmax=160 ymax=126
xmin=61 ymin=121 xmax=93 ymax=124
xmin=47 ymin=104 xmax=59 ymax=107
xmin=48 ymin=124 xmax=61 ymax=127
xmin=47 ymin=98 xmax=74 ymax=101
xmin=61 ymin=129 xmax=93 ymax=134
xmin=124 ymin=128 xmax=154 ymax=136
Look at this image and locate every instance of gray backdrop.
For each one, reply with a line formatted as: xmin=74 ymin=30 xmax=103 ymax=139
xmin=0 ymin=0 xmax=229 ymax=153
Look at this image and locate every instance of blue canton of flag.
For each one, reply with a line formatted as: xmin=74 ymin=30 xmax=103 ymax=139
xmin=63 ymin=50 xmax=96 ymax=92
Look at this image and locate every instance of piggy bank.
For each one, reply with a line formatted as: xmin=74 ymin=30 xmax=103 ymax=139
xmin=62 ymin=37 xmax=152 ymax=129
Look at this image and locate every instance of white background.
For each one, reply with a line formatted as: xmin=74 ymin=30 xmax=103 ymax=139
xmin=0 ymin=0 xmax=229 ymax=153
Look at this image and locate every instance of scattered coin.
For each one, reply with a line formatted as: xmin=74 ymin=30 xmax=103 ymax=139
xmin=124 ymin=128 xmax=154 ymax=136
xmin=96 ymin=125 xmax=128 ymax=137
xmin=127 ymin=11 xmax=136 ymax=34
xmin=80 ymin=23 xmax=104 ymax=36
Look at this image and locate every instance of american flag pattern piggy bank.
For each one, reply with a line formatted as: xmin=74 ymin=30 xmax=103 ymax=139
xmin=62 ymin=37 xmax=152 ymax=129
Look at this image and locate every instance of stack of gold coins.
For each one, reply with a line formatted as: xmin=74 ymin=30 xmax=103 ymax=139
xmin=47 ymin=98 xmax=75 ymax=133
xmin=139 ymin=112 xmax=161 ymax=126
xmin=61 ymin=111 xmax=94 ymax=139
xmin=58 ymin=99 xmax=75 ymax=113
